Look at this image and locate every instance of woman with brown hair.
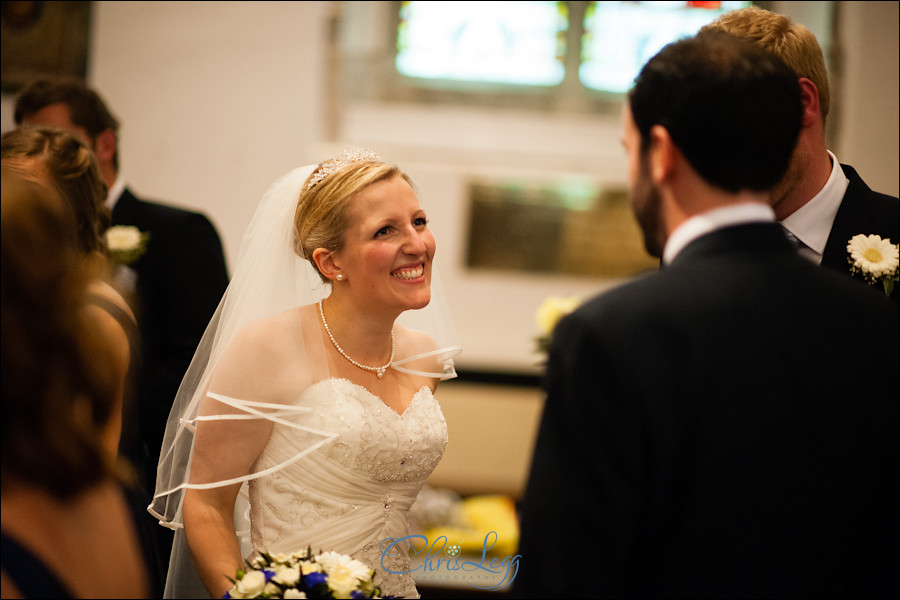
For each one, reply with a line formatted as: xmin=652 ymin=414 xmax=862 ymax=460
xmin=0 ymin=165 xmax=149 ymax=598
xmin=1 ymin=126 xmax=165 ymax=596
xmin=0 ymin=125 xmax=138 ymax=461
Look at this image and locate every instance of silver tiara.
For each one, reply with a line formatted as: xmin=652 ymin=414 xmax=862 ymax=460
xmin=306 ymin=146 xmax=383 ymax=191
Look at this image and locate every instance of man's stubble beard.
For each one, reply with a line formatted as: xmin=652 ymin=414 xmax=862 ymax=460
xmin=769 ymin=147 xmax=809 ymax=220
xmin=632 ymin=153 xmax=665 ymax=259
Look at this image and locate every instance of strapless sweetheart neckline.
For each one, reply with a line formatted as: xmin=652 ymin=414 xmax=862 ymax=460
xmin=314 ymin=377 xmax=432 ymax=417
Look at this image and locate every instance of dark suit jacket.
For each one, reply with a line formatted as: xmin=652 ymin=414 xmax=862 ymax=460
xmin=822 ymin=164 xmax=899 ymax=304
xmin=514 ymin=222 xmax=899 ymax=598
xmin=112 ymin=188 xmax=229 ymax=490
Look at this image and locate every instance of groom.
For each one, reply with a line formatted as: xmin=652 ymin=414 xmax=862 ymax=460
xmin=514 ymin=32 xmax=899 ymax=598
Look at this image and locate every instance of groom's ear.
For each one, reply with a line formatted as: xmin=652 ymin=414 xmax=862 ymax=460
xmin=648 ymin=124 xmax=677 ymax=185
xmin=312 ymin=248 xmax=342 ymax=282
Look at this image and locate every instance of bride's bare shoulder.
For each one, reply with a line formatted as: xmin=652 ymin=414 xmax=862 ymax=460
xmin=394 ymin=324 xmax=438 ymax=353
xmin=227 ymin=305 xmax=317 ymax=353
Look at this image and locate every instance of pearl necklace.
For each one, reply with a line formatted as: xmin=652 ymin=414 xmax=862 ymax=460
xmin=318 ymin=300 xmax=395 ymax=379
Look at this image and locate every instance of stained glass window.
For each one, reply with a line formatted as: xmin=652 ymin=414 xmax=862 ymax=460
xmin=394 ymin=1 xmax=754 ymax=95
xmin=395 ymin=1 xmax=567 ymax=87
xmin=580 ymin=1 xmax=754 ymax=93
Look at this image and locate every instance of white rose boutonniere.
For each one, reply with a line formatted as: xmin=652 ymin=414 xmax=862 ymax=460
xmin=535 ymin=295 xmax=582 ymax=355
xmin=106 ymin=225 xmax=150 ymax=265
xmin=846 ymin=234 xmax=899 ymax=297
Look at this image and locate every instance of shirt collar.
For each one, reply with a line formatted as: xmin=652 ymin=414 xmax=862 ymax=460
xmin=780 ymin=150 xmax=848 ymax=260
xmin=105 ymin=174 xmax=126 ymax=210
xmin=663 ymin=202 xmax=775 ymax=265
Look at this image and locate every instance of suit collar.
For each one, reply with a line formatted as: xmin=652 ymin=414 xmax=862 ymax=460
xmin=664 ymin=202 xmax=775 ymax=265
xmin=670 ymin=222 xmax=796 ymax=269
xmin=821 ymin=164 xmax=882 ymax=267
xmin=111 ymin=187 xmax=139 ymax=223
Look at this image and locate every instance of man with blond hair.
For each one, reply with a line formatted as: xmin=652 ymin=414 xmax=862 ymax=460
xmin=701 ymin=7 xmax=898 ymax=301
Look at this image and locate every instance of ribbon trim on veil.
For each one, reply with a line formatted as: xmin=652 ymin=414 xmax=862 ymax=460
xmin=151 ymin=392 xmax=338 ymax=512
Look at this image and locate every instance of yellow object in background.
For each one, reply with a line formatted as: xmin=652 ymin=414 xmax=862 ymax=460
xmin=413 ymin=494 xmax=519 ymax=557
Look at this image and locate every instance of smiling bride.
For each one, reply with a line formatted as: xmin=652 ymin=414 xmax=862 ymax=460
xmin=150 ymin=148 xmax=461 ymax=599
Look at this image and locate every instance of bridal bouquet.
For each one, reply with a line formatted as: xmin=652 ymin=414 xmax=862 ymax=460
xmin=223 ymin=549 xmax=387 ymax=599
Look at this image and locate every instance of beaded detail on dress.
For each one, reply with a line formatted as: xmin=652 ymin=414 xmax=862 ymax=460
xmin=247 ymin=378 xmax=447 ymax=598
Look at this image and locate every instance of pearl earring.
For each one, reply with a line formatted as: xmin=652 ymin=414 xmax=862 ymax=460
xmin=336 ymin=274 xmax=344 ymax=282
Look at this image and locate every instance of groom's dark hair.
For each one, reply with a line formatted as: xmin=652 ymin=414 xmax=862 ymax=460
xmin=629 ymin=31 xmax=802 ymax=194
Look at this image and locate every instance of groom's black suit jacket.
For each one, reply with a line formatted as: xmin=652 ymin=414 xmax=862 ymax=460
xmin=514 ymin=222 xmax=898 ymax=598
xmin=112 ymin=188 xmax=229 ymax=487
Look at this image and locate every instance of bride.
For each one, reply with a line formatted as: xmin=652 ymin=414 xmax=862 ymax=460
xmin=150 ymin=148 xmax=461 ymax=598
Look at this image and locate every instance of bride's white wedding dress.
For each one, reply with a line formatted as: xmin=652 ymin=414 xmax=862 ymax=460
xmin=152 ymin=164 xmax=460 ymax=599
xmin=248 ymin=377 xmax=448 ymax=598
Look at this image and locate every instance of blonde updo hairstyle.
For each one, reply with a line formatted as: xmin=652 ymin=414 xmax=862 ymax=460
xmin=294 ymin=158 xmax=413 ymax=283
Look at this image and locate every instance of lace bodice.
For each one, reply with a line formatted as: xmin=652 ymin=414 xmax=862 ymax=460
xmin=247 ymin=378 xmax=448 ymax=598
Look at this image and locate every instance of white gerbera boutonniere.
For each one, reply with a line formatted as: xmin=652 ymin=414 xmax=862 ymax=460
xmin=846 ymin=234 xmax=899 ymax=297
xmin=106 ymin=225 xmax=150 ymax=265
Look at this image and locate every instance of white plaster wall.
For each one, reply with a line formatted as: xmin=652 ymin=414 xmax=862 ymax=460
xmin=832 ymin=1 xmax=900 ymax=195
xmin=87 ymin=0 xmax=332 ymax=272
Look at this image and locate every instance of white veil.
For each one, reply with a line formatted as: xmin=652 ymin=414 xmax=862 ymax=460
xmin=148 ymin=160 xmax=460 ymax=596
